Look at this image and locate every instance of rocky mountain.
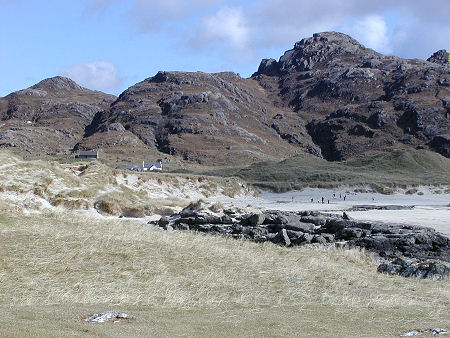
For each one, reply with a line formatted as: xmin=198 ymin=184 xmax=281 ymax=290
xmin=77 ymin=71 xmax=319 ymax=165
xmin=253 ymin=32 xmax=450 ymax=160
xmin=1 ymin=32 xmax=449 ymax=164
xmin=0 ymin=76 xmax=115 ymax=156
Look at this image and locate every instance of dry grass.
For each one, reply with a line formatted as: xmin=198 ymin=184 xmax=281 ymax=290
xmin=206 ymin=149 xmax=450 ymax=193
xmin=0 ymin=151 xmax=250 ymax=216
xmin=1 ymin=211 xmax=449 ymax=337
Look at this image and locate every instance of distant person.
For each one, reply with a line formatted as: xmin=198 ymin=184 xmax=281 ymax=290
xmin=344 ymin=195 xmax=346 ymax=201
xmin=311 ymin=198 xmax=314 ymax=203
xmin=340 ymin=193 xmax=342 ymax=198
xmin=321 ymin=197 xmax=324 ymax=204
xmin=327 ymin=200 xmax=329 ymax=204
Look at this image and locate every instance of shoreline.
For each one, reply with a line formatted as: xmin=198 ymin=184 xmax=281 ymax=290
xmin=211 ymin=186 xmax=450 ymax=237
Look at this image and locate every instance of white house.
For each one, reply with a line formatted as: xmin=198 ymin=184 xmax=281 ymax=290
xmin=142 ymin=160 xmax=163 ymax=172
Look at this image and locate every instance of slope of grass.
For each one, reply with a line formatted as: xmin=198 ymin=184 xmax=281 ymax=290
xmin=0 ymin=150 xmax=248 ymax=215
xmin=1 ymin=212 xmax=449 ymax=337
xmin=207 ymin=149 xmax=450 ymax=192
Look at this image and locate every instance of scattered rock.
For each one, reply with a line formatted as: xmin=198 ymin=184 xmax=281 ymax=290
xmin=378 ymin=259 xmax=449 ymax=279
xmin=157 ymin=205 xmax=450 ymax=277
xmin=83 ymin=311 xmax=134 ymax=323
xmin=400 ymin=328 xmax=448 ymax=336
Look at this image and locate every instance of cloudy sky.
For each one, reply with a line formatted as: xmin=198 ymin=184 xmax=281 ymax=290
xmin=1 ymin=0 xmax=449 ymax=97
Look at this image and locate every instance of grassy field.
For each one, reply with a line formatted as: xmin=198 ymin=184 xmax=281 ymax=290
xmin=1 ymin=211 xmax=449 ymax=337
xmin=205 ymin=149 xmax=450 ymax=192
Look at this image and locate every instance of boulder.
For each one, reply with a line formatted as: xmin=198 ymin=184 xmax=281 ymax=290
xmin=272 ymin=229 xmax=291 ymax=246
xmin=300 ymin=216 xmax=326 ymax=226
xmin=246 ymin=213 xmax=266 ymax=226
xmin=83 ymin=311 xmax=134 ymax=323
xmin=158 ymin=216 xmax=170 ymax=227
xmin=285 ymin=222 xmax=315 ymax=233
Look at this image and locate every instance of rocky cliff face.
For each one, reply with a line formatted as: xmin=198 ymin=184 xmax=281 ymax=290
xmin=0 ymin=76 xmax=115 ymax=156
xmin=1 ymin=33 xmax=449 ymax=164
xmin=253 ymin=32 xmax=450 ymax=160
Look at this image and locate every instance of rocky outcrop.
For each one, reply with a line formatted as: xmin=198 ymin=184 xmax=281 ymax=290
xmin=153 ymin=203 xmax=450 ymax=279
xmin=427 ymin=49 xmax=449 ymax=65
xmin=253 ymin=32 xmax=450 ymax=160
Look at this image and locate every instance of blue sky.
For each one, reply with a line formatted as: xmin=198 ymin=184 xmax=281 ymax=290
xmin=1 ymin=0 xmax=449 ymax=97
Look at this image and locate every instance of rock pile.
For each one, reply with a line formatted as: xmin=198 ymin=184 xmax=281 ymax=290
xmin=152 ymin=202 xmax=450 ymax=279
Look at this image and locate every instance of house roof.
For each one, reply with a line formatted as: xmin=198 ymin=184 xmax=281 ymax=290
xmin=143 ymin=161 xmax=162 ymax=168
xmin=79 ymin=150 xmax=98 ymax=156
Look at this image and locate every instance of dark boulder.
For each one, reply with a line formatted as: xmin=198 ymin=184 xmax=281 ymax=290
xmin=246 ymin=213 xmax=266 ymax=226
xmin=272 ymin=229 xmax=291 ymax=246
xmin=428 ymin=134 xmax=450 ymax=158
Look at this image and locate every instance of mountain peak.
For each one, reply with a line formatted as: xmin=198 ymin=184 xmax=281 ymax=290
xmin=31 ymin=76 xmax=82 ymax=91
xmin=254 ymin=32 xmax=373 ymax=76
xmin=427 ymin=49 xmax=449 ymax=65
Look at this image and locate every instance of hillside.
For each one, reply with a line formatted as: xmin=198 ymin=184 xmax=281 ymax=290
xmin=0 ymin=32 xmax=449 ymax=166
xmin=0 ymin=77 xmax=116 ymax=157
xmin=208 ymin=149 xmax=450 ymax=192
xmin=77 ymin=71 xmax=319 ymax=166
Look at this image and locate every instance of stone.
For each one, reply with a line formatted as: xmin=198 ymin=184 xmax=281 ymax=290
xmin=173 ymin=223 xmax=190 ymax=231
xmin=286 ymin=230 xmax=304 ymax=241
xmin=272 ymin=229 xmax=291 ymax=246
xmin=158 ymin=216 xmax=170 ymax=227
xmin=247 ymin=213 xmax=265 ymax=227
xmin=292 ymin=233 xmax=314 ymax=245
xmin=312 ymin=235 xmax=327 ymax=244
xmin=285 ymin=222 xmax=315 ymax=233
xmin=336 ymin=227 xmax=363 ymax=240
xmin=321 ymin=233 xmax=335 ymax=242
xmin=378 ymin=260 xmax=450 ymax=279
xmin=400 ymin=328 xmax=448 ymax=336
xmin=83 ymin=311 xmax=134 ymax=323
xmin=300 ymin=216 xmax=326 ymax=226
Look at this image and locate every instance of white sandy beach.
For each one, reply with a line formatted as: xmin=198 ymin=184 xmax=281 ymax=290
xmin=212 ymin=187 xmax=450 ymax=237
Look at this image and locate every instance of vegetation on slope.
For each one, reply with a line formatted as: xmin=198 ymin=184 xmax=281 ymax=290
xmin=0 ymin=150 xmax=249 ymax=215
xmin=0 ymin=212 xmax=449 ymax=336
xmin=206 ymin=149 xmax=450 ymax=192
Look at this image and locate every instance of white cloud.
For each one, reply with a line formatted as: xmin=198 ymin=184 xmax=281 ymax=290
xmin=60 ymin=61 xmax=122 ymax=92
xmin=89 ymin=0 xmax=450 ymax=66
xmin=129 ymin=0 xmax=224 ymax=33
xmin=200 ymin=7 xmax=250 ymax=50
xmin=345 ymin=15 xmax=392 ymax=54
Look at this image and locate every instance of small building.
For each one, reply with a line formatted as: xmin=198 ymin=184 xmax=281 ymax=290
xmin=76 ymin=150 xmax=99 ymax=159
xmin=142 ymin=160 xmax=162 ymax=172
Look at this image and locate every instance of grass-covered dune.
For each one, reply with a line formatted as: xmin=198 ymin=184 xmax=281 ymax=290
xmin=0 ymin=150 xmax=248 ymax=216
xmin=208 ymin=149 xmax=450 ymax=192
xmin=1 ymin=212 xmax=449 ymax=337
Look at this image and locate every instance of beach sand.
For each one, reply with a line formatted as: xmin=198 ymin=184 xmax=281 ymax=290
xmin=212 ymin=187 xmax=450 ymax=237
